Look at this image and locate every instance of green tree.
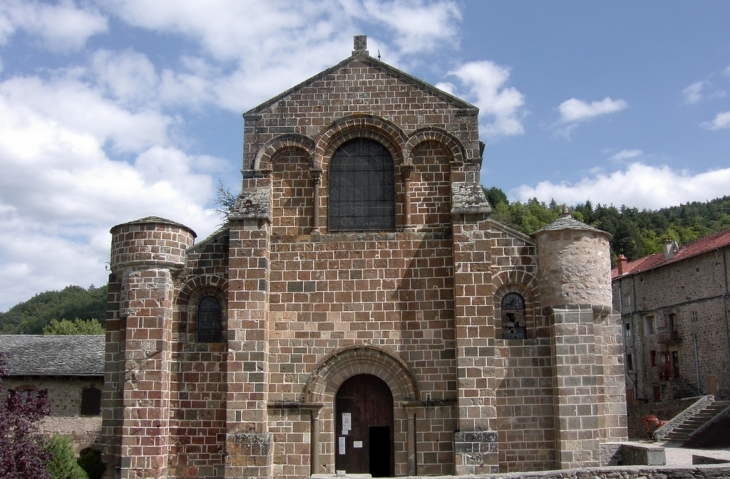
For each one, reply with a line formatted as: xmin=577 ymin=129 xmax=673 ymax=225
xmin=46 ymin=436 xmax=88 ymax=479
xmin=0 ymin=285 xmax=107 ymax=335
xmin=43 ymin=319 xmax=104 ymax=335
xmin=76 ymin=449 xmax=105 ymax=479
xmin=483 ymin=186 xmax=508 ymax=209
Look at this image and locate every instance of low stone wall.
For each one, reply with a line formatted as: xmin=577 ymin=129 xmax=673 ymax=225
xmin=401 ymin=465 xmax=730 ymax=478
xmin=627 ymin=396 xmax=708 ymax=438
xmin=601 ymin=441 xmax=667 ymax=467
xmin=40 ymin=416 xmax=102 ymax=453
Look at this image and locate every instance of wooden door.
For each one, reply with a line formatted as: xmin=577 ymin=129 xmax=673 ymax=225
xmin=335 ymin=374 xmax=394 ymax=476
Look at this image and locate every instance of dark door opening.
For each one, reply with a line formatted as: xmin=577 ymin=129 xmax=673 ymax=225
xmin=369 ymin=426 xmax=391 ymax=477
xmin=335 ymin=374 xmax=394 ymax=476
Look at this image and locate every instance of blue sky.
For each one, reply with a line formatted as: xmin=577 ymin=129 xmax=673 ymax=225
xmin=1 ymin=0 xmax=729 ymax=311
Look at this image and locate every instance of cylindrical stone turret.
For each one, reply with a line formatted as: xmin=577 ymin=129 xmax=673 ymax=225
xmin=110 ymin=216 xmax=196 ymax=273
xmin=106 ymin=216 xmax=196 ymax=479
xmin=533 ymin=209 xmax=613 ymax=309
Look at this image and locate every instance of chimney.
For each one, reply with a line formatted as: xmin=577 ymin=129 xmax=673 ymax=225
xmin=617 ymin=254 xmax=627 ymax=275
xmin=353 ymin=35 xmax=369 ymax=56
xmin=662 ymin=238 xmax=678 ymax=261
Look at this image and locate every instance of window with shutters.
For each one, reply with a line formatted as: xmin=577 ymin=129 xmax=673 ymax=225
xmin=81 ymin=387 xmax=101 ymax=416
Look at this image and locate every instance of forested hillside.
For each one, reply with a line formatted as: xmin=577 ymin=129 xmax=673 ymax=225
xmin=0 ymin=285 xmax=107 ymax=334
xmin=1 ymin=194 xmax=729 ymax=333
xmin=485 ymin=187 xmax=730 ymax=263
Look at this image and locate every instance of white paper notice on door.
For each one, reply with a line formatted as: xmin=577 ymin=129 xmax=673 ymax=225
xmin=342 ymin=412 xmax=351 ymax=435
xmin=353 ymin=441 xmax=363 ymax=448
xmin=338 ymin=436 xmax=346 ymax=455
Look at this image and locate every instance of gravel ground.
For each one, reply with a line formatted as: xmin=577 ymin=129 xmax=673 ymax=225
xmin=661 ymin=441 xmax=730 ymax=466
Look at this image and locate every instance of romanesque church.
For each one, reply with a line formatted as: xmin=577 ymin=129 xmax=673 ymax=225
xmin=101 ymin=36 xmax=627 ymax=478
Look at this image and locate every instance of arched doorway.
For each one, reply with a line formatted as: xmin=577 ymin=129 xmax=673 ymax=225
xmin=335 ymin=374 xmax=394 ymax=477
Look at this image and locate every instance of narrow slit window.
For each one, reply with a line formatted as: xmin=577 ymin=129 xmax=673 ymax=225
xmin=501 ymin=293 xmax=526 ymax=339
xmin=197 ymin=296 xmax=222 ymax=343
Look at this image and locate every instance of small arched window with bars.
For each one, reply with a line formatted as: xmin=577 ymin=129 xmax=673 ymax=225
xmin=501 ymin=293 xmax=526 ymax=339
xmin=197 ymin=296 xmax=222 ymax=343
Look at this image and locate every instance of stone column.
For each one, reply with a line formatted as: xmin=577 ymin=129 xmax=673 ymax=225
xmin=310 ymin=407 xmax=321 ymax=475
xmin=405 ymin=406 xmax=417 ymax=475
xmin=309 ymin=168 xmax=322 ymax=234
xmin=400 ymin=164 xmax=414 ymax=231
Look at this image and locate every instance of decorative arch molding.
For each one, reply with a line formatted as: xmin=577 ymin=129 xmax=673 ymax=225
xmin=492 ymin=270 xmax=538 ymax=293
xmin=405 ymin=127 xmax=466 ymax=164
xmin=176 ymin=274 xmax=229 ymax=307
xmin=303 ymin=345 xmax=420 ymax=404
xmin=314 ymin=114 xmax=407 ymax=168
xmin=253 ymin=133 xmax=316 ymax=171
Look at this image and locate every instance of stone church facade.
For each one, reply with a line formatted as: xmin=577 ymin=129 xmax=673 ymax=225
xmin=101 ymin=37 xmax=627 ymax=478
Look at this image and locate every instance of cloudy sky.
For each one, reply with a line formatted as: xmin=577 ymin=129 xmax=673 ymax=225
xmin=1 ymin=0 xmax=729 ymax=310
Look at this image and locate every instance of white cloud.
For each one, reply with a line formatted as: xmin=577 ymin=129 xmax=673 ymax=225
xmin=435 ymin=81 xmax=456 ymax=95
xmin=0 ymin=0 xmax=107 ymax=52
xmin=724 ymin=66 xmax=730 ymax=77
xmin=444 ymin=61 xmax=525 ymax=139
xmin=682 ymin=81 xmax=705 ymax=104
xmin=0 ymin=74 xmax=227 ymax=311
xmin=512 ymin=163 xmax=730 ymax=210
xmin=558 ymin=97 xmax=627 ymax=123
xmin=611 ymin=149 xmax=643 ymax=161
xmin=0 ymin=75 xmax=171 ymax=152
xmin=91 ymin=49 xmax=159 ymax=106
xmin=701 ymin=111 xmax=730 ymax=130
xmin=360 ymin=0 xmax=461 ymax=54
xmin=98 ymin=0 xmax=463 ymax=112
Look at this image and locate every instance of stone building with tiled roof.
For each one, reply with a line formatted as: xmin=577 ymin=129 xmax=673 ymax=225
xmin=101 ymin=36 xmax=627 ymax=478
xmin=612 ymin=228 xmax=730 ymax=404
xmin=0 ymin=335 xmax=105 ymax=451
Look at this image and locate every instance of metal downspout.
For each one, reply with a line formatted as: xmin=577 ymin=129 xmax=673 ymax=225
xmin=632 ymin=274 xmax=644 ymax=400
xmin=722 ymin=251 xmax=730 ymax=390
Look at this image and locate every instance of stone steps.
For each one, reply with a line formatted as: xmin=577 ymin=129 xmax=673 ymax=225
xmin=663 ymin=400 xmax=730 ymax=443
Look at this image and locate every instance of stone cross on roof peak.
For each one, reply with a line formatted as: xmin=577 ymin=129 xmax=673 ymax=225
xmin=353 ymin=35 xmax=369 ymax=56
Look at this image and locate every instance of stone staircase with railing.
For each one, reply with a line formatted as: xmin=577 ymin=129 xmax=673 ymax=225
xmin=656 ymin=396 xmax=730 ymax=444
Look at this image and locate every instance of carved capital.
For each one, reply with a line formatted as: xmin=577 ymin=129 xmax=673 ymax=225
xmin=309 ymin=168 xmax=323 ymax=185
xmin=400 ymin=164 xmax=414 ymax=181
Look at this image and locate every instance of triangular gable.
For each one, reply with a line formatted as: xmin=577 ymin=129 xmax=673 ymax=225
xmin=244 ymin=52 xmax=477 ymax=116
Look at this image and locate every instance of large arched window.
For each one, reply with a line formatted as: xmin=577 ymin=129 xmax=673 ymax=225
xmin=501 ymin=293 xmax=526 ymax=339
xmin=329 ymin=138 xmax=395 ymax=231
xmin=197 ymin=296 xmax=222 ymax=343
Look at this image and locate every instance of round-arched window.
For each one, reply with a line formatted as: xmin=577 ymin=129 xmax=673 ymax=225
xmin=501 ymin=293 xmax=526 ymax=339
xmin=197 ymin=296 xmax=222 ymax=343
xmin=329 ymin=138 xmax=395 ymax=231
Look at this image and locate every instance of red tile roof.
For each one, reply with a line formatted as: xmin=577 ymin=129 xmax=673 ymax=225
xmin=611 ymin=228 xmax=730 ymax=279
